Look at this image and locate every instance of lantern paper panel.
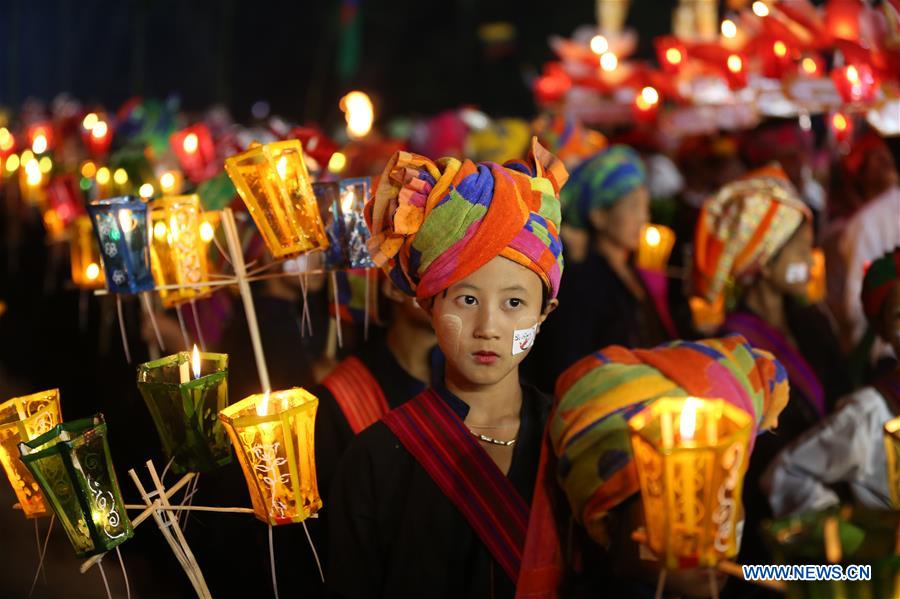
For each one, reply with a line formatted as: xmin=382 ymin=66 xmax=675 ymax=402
xmin=312 ymin=182 xmax=344 ymax=268
xmin=87 ymin=196 xmax=155 ymax=294
xmin=45 ymin=175 xmax=85 ymax=240
xmin=149 ymin=195 xmax=212 ymax=308
xmin=137 ymin=351 xmax=230 ymax=474
xmin=218 ymin=388 xmax=322 ymax=526
xmin=637 ymin=224 xmax=676 ymax=272
xmin=70 ymin=215 xmax=106 ymax=289
xmin=628 ymin=397 xmax=753 ymax=570
xmin=0 ymin=390 xmax=62 ymax=518
xmin=339 ymin=178 xmax=376 ymax=269
xmin=19 ymin=414 xmax=133 ymax=557
xmin=224 ymin=140 xmax=328 ymax=259
xmin=884 ymin=416 xmax=900 ymax=508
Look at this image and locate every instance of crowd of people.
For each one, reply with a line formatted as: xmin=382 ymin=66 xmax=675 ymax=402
xmin=1 ymin=99 xmax=898 ymax=598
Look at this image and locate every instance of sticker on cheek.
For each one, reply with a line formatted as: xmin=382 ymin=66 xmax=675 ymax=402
xmin=784 ymin=262 xmax=809 ymax=285
xmin=512 ymin=324 xmax=538 ymax=356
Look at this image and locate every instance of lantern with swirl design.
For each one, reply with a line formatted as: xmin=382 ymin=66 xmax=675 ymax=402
xmin=18 ymin=414 xmax=133 ymax=557
xmin=628 ymin=397 xmax=753 ymax=569
xmin=148 ymin=194 xmax=212 ymax=307
xmin=86 ymin=196 xmax=155 ymax=294
xmin=0 ymin=389 xmax=62 ymax=518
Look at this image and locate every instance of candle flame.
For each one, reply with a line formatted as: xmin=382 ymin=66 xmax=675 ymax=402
xmin=645 ymin=225 xmax=661 ymax=248
xmin=32 ymin=133 xmax=48 ymax=154
xmin=600 ymin=51 xmax=618 ymax=72
xmin=199 ymin=220 xmax=215 ymax=243
xmin=257 ymin=391 xmax=270 ymax=417
xmin=91 ymin=121 xmax=108 ymax=139
xmin=183 ymin=132 xmax=199 ymax=154
xmin=341 ymin=91 xmax=374 ymax=139
xmin=118 ymin=208 xmax=136 ymax=233
xmin=846 ymin=65 xmax=859 ymax=84
xmin=727 ymin=54 xmax=743 ymax=73
xmin=341 ymin=189 xmax=356 ymax=214
xmin=680 ymin=397 xmax=700 ymax=441
xmin=85 ymin=262 xmax=100 ymax=281
xmin=191 ymin=344 xmax=201 ymax=379
xmin=665 ymin=47 xmax=683 ymax=65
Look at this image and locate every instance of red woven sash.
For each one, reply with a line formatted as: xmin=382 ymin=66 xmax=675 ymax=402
xmin=322 ymin=356 xmax=391 ymax=433
xmin=382 ymin=389 xmax=530 ymax=582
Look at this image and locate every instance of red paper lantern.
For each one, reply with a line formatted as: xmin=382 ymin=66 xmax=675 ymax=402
xmin=724 ymin=52 xmax=748 ymax=89
xmin=170 ymin=124 xmax=217 ymax=183
xmin=830 ymin=111 xmax=853 ymax=142
xmin=632 ymin=86 xmax=661 ymax=123
xmin=0 ymin=128 xmax=16 ymax=160
xmin=655 ymin=36 xmax=688 ymax=74
xmin=46 ymin=175 xmax=84 ymax=229
xmin=81 ymin=114 xmax=113 ymax=158
xmin=825 ymin=0 xmax=862 ymax=42
xmin=534 ymin=63 xmax=572 ymax=105
xmin=26 ymin=123 xmax=54 ymax=154
xmin=831 ymin=63 xmax=877 ymax=103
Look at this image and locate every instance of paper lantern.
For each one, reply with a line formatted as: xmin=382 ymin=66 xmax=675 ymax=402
xmin=224 ymin=139 xmax=328 ymax=259
xmin=18 ymin=414 xmax=133 ymax=557
xmin=831 ymin=64 xmax=878 ymax=104
xmin=0 ymin=390 xmax=62 ymax=518
xmin=339 ymin=178 xmax=377 ymax=269
xmin=26 ymin=123 xmax=54 ymax=154
xmin=44 ymin=175 xmax=84 ymax=240
xmin=806 ymin=248 xmax=826 ymax=303
xmin=170 ymin=124 xmax=217 ymax=183
xmin=137 ymin=348 xmax=230 ymax=474
xmin=884 ymin=416 xmax=900 ymax=508
xmin=0 ymin=127 xmax=17 ymax=161
xmin=82 ymin=115 xmax=113 ymax=158
xmin=636 ymin=224 xmax=675 ymax=272
xmin=655 ymin=37 xmax=688 ymax=74
xmin=218 ymin=388 xmax=322 ymax=526
xmin=70 ymin=215 xmax=106 ymax=289
xmin=628 ymin=397 xmax=753 ymax=569
xmin=86 ymin=196 xmax=155 ymax=294
xmin=148 ymin=194 xmax=212 ymax=307
xmin=825 ymin=0 xmax=863 ymax=42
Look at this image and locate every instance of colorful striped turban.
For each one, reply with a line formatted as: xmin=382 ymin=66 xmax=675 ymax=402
xmin=560 ymin=145 xmax=647 ymax=230
xmin=532 ymin=113 xmax=607 ymax=168
xmin=693 ymin=165 xmax=811 ymax=304
xmin=551 ymin=334 xmax=789 ymax=526
xmin=861 ymin=247 xmax=900 ymax=322
xmin=365 ymin=138 xmax=569 ymax=300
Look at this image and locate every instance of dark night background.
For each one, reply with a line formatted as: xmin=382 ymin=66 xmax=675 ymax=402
xmin=0 ymin=0 xmax=680 ymax=126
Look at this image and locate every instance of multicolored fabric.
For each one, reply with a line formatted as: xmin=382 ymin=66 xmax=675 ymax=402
xmin=861 ymin=247 xmax=900 ymax=321
xmin=693 ymin=165 xmax=811 ymax=304
xmin=551 ymin=334 xmax=790 ymax=525
xmin=382 ymin=389 xmax=530 ymax=582
xmin=560 ymin=145 xmax=646 ymax=230
xmin=532 ymin=113 xmax=606 ymax=168
xmin=365 ymin=137 xmax=568 ymax=299
xmin=322 ymin=356 xmax=390 ymax=433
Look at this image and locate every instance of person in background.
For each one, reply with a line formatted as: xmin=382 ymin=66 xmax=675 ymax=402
xmin=524 ymin=145 xmax=677 ymax=393
xmin=327 ymin=139 xmax=567 ymax=599
xmin=517 ymin=335 xmax=789 ymax=597
xmin=764 ymin=247 xmax=900 ymax=516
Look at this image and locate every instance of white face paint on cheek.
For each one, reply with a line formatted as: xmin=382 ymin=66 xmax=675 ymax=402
xmin=784 ymin=262 xmax=809 ymax=285
xmin=438 ymin=314 xmax=463 ymax=356
xmin=512 ymin=317 xmax=539 ymax=356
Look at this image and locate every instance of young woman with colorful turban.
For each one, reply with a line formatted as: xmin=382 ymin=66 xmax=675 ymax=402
xmin=326 ymin=139 xmax=567 ymax=598
xmin=524 ymin=144 xmax=678 ymax=392
xmin=765 ymin=247 xmax=900 ymax=516
xmin=691 ymin=165 xmax=850 ymax=580
xmin=517 ymin=335 xmax=789 ymax=597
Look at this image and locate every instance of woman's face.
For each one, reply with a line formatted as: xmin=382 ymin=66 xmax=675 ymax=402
xmin=429 ymin=256 xmax=556 ymax=390
xmin=765 ymin=221 xmax=814 ymax=299
xmin=591 ymin=185 xmax=650 ymax=252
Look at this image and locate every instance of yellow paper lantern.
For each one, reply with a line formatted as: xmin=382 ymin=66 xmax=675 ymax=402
xmin=224 ymin=140 xmax=328 ymax=259
xmin=806 ymin=248 xmax=826 ymax=304
xmin=0 ymin=389 xmax=62 ymax=518
xmin=636 ymin=224 xmax=676 ymax=272
xmin=70 ymin=215 xmax=106 ymax=289
xmin=690 ymin=295 xmax=726 ymax=333
xmin=148 ymin=195 xmax=212 ymax=308
xmin=628 ymin=397 xmax=753 ymax=569
xmin=884 ymin=416 xmax=900 ymax=508
xmin=218 ymin=388 xmax=322 ymax=525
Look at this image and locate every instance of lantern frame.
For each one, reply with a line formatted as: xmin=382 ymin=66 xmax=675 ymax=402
xmin=628 ymin=397 xmax=753 ymax=570
xmin=148 ymin=194 xmax=212 ymax=307
xmin=218 ymin=388 xmax=322 ymax=526
xmin=18 ymin=414 xmax=133 ymax=557
xmin=137 ymin=351 xmax=230 ymax=474
xmin=224 ymin=140 xmax=328 ymax=259
xmin=70 ymin=215 xmax=107 ymax=289
xmin=0 ymin=389 xmax=62 ymax=518
xmin=86 ymin=195 xmax=155 ymax=294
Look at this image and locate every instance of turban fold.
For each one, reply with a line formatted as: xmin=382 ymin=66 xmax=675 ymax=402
xmin=551 ymin=334 xmax=789 ymax=526
xmin=861 ymin=247 xmax=900 ymax=322
xmin=560 ymin=145 xmax=646 ymax=230
xmin=693 ymin=165 xmax=811 ymax=304
xmin=532 ymin=113 xmax=606 ymax=168
xmin=365 ymin=138 xmax=568 ymax=300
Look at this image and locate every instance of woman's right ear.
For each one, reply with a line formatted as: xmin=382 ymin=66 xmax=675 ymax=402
xmin=588 ymin=207 xmax=608 ymax=233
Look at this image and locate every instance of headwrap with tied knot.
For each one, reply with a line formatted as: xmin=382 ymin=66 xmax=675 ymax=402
xmin=365 ymin=138 xmax=569 ymax=300
xmin=693 ymin=165 xmax=811 ymax=305
xmin=560 ymin=144 xmax=647 ymax=231
xmin=551 ymin=334 xmax=789 ymax=528
xmin=861 ymin=247 xmax=900 ymax=323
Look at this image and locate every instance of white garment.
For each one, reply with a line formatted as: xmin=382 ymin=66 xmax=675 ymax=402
xmin=837 ymin=186 xmax=900 ymax=352
xmin=763 ymin=386 xmax=895 ymax=517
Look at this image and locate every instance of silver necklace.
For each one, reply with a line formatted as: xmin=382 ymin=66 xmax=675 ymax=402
xmin=469 ymin=430 xmax=517 ymax=446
